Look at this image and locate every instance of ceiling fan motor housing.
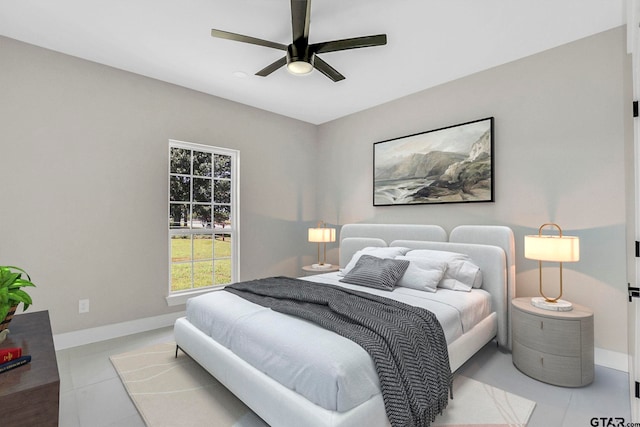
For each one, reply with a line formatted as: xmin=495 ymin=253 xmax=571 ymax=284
xmin=286 ymin=42 xmax=314 ymax=74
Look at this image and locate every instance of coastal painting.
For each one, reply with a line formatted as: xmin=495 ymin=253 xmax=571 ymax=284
xmin=374 ymin=117 xmax=494 ymax=206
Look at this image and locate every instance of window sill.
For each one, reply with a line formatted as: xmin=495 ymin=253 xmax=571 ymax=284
xmin=165 ymin=286 xmax=225 ymax=307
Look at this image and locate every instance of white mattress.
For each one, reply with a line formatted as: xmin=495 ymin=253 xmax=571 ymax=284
xmin=185 ymin=272 xmax=492 ymax=413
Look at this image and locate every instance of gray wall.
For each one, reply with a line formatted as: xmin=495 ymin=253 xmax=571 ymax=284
xmin=316 ymin=27 xmax=631 ymax=355
xmin=0 ymin=36 xmax=318 ymax=334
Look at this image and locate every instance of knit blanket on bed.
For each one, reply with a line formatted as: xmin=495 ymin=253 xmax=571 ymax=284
xmin=226 ymin=276 xmax=452 ymax=427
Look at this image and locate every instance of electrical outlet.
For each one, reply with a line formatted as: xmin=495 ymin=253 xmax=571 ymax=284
xmin=79 ymin=299 xmax=90 ymax=314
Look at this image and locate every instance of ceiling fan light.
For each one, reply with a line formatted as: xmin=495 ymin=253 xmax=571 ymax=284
xmin=287 ymin=60 xmax=313 ymax=75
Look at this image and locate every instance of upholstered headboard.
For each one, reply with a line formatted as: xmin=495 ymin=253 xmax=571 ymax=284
xmin=339 ymin=224 xmax=447 ymax=266
xmin=337 ymin=224 xmax=516 ymax=349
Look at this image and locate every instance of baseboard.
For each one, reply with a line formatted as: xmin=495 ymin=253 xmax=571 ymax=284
xmin=595 ymin=347 xmax=629 ymax=372
xmin=53 ymin=311 xmax=185 ymax=350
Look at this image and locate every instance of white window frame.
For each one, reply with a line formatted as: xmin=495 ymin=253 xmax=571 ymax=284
xmin=166 ymin=139 xmax=240 ymax=306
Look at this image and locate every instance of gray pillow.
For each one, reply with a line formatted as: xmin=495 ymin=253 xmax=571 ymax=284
xmin=339 ymin=255 xmax=410 ymax=291
xmin=341 ymin=246 xmax=410 ymax=275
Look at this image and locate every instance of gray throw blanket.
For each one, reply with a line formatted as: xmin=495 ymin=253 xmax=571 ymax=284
xmin=226 ymin=276 xmax=451 ymax=427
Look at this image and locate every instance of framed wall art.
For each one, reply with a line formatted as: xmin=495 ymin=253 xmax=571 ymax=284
xmin=373 ymin=117 xmax=494 ymax=206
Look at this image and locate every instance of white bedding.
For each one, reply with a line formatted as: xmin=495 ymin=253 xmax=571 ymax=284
xmin=304 ymin=272 xmax=492 ymax=339
xmin=185 ymin=272 xmax=492 ymax=413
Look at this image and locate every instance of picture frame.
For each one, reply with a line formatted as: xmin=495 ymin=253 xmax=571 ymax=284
xmin=373 ymin=117 xmax=494 ymax=206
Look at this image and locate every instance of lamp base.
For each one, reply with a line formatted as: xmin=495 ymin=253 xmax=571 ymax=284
xmin=531 ymin=296 xmax=573 ymax=311
xmin=311 ymin=263 xmax=333 ymax=270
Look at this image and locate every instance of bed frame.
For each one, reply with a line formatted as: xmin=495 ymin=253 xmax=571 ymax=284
xmin=174 ymin=224 xmax=515 ymax=427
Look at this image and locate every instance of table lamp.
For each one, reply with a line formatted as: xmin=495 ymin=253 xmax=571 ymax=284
xmin=308 ymin=222 xmax=336 ymax=269
xmin=524 ymin=223 xmax=580 ymax=311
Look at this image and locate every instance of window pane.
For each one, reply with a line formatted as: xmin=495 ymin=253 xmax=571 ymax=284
xmin=214 ymin=154 xmax=231 ymax=179
xmin=213 ymin=205 xmax=231 ymax=227
xmin=170 ymin=176 xmax=191 ymax=202
xmin=214 ymin=259 xmax=232 ymax=285
xmin=169 ymin=204 xmax=190 ymax=229
xmin=193 ymin=151 xmax=212 ymax=177
xmin=193 ymin=235 xmax=213 ymax=261
xmin=192 ymin=205 xmax=211 ymax=229
xmin=170 ymin=148 xmax=191 ymax=174
xmin=214 ymin=234 xmax=232 ymax=257
xmin=171 ymin=235 xmax=192 ymax=262
xmin=194 ymin=262 xmax=214 ymax=288
xmin=214 ymin=179 xmax=231 ymax=204
xmin=171 ymin=263 xmax=192 ymax=292
xmin=193 ymin=177 xmax=212 ymax=203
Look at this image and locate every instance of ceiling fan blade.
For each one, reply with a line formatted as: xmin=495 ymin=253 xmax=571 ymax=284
xmin=311 ymin=34 xmax=387 ymax=54
xmin=211 ymin=29 xmax=287 ymax=51
xmin=256 ymin=57 xmax=287 ymax=77
xmin=313 ymin=56 xmax=345 ymax=82
xmin=290 ymin=0 xmax=311 ymax=42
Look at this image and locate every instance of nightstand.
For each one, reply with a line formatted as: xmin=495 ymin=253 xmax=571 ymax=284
xmin=302 ymin=265 xmax=340 ymax=276
xmin=512 ymin=297 xmax=594 ymax=387
xmin=0 ymin=311 xmax=60 ymax=426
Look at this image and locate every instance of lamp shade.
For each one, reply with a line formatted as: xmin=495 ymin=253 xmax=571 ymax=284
xmin=524 ymin=235 xmax=580 ymax=262
xmin=308 ymin=227 xmax=336 ymax=243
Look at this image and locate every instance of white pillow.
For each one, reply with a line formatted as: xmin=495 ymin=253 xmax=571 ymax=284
xmin=341 ymin=246 xmax=410 ymax=275
xmin=442 ymin=259 xmax=483 ymax=291
xmin=394 ymin=256 xmax=447 ymax=292
xmin=439 ymin=278 xmax=472 ymax=292
xmin=404 ymin=249 xmax=483 ymax=290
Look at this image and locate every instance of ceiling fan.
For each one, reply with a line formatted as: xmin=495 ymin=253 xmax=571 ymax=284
xmin=211 ymin=0 xmax=387 ymax=82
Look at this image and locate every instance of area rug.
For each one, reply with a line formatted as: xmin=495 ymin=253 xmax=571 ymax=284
xmin=111 ymin=342 xmax=535 ymax=427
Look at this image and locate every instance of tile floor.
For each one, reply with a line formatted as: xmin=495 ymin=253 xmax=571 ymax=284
xmin=56 ymin=327 xmax=631 ymax=427
xmin=456 ymin=344 xmax=631 ymax=427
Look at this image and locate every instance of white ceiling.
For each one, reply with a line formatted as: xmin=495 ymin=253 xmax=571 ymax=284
xmin=0 ymin=0 xmax=626 ymax=124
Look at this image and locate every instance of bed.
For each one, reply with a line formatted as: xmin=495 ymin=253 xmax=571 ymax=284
xmin=174 ymin=224 xmax=516 ymax=427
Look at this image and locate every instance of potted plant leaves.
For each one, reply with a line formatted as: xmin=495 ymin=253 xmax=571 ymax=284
xmin=0 ymin=266 xmax=36 ymax=331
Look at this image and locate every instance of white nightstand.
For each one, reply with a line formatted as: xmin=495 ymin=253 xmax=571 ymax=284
xmin=302 ymin=265 xmax=340 ymax=276
xmin=511 ymin=297 xmax=594 ymax=387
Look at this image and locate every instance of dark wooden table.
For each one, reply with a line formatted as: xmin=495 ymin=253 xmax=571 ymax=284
xmin=0 ymin=310 xmax=60 ymax=426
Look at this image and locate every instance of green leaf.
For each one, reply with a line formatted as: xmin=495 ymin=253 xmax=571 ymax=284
xmin=9 ymin=289 xmax=32 ymax=305
xmin=0 ymin=272 xmax=20 ymax=288
xmin=4 ymin=266 xmax=30 ymax=281
xmin=0 ymin=305 xmax=9 ymax=322
xmin=8 ymin=279 xmax=35 ymax=289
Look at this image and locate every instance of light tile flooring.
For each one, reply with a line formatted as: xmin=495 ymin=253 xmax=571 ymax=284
xmin=56 ymin=327 xmax=631 ymax=427
xmin=456 ymin=344 xmax=631 ymax=427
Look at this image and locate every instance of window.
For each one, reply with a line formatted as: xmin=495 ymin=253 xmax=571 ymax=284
xmin=168 ymin=140 xmax=239 ymax=299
